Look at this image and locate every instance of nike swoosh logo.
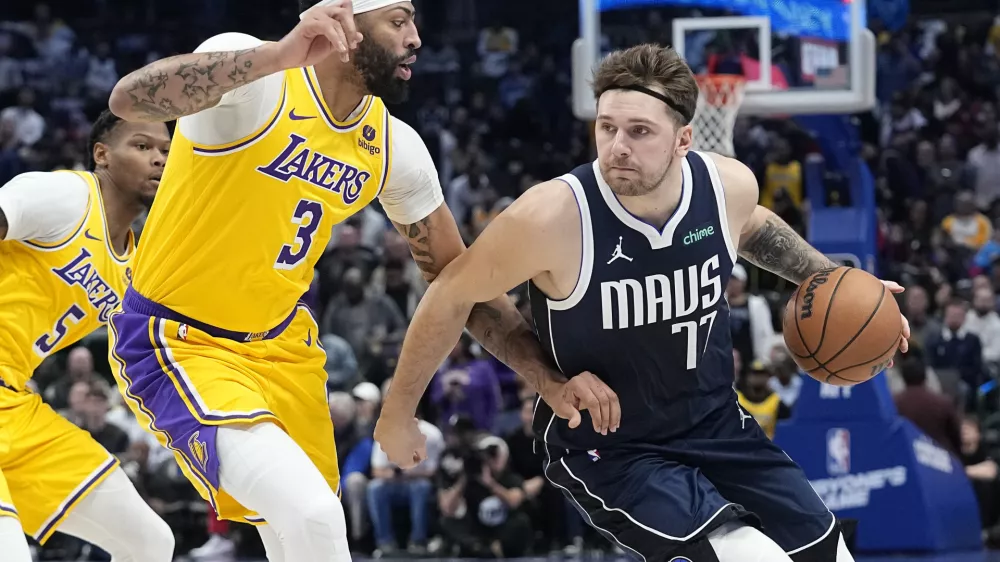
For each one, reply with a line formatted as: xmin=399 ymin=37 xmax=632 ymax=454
xmin=289 ymin=109 xmax=316 ymax=121
xmin=84 ymin=229 xmax=101 ymax=241
xmin=304 ymin=330 xmax=312 ymax=347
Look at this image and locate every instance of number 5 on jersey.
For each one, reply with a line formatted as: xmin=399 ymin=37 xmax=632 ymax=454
xmin=33 ymin=305 xmax=87 ymax=357
xmin=275 ymin=199 xmax=324 ymax=270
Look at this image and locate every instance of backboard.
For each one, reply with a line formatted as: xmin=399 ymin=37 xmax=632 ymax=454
xmin=573 ymin=0 xmax=876 ymax=120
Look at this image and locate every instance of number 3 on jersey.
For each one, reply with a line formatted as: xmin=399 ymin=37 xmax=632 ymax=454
xmin=275 ymin=199 xmax=324 ymax=270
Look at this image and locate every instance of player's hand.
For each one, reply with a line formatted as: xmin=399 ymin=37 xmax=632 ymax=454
xmin=540 ymin=372 xmax=621 ymax=435
xmin=373 ymin=415 xmax=427 ymax=469
xmin=276 ymin=0 xmax=363 ymax=68
xmin=880 ymin=280 xmax=911 ymax=358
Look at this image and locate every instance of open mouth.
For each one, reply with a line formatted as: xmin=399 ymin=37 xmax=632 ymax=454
xmin=395 ymin=55 xmax=417 ymax=80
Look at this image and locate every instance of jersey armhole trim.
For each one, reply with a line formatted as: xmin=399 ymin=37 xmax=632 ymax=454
xmin=21 ymin=171 xmax=93 ymax=250
xmin=375 ymin=107 xmax=392 ymax=199
xmin=190 ymin=75 xmax=288 ymax=156
xmin=92 ymin=172 xmax=135 ymax=263
xmin=303 ymin=66 xmax=374 ymax=132
xmin=546 ymin=174 xmax=593 ymax=312
xmin=697 ymin=151 xmax=738 ymax=265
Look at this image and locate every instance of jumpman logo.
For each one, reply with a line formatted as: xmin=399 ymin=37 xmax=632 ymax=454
xmin=737 ymin=404 xmax=753 ymax=430
xmin=607 ymin=236 xmax=633 ymax=265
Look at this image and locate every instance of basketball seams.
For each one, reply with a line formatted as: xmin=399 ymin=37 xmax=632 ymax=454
xmin=810 ymin=268 xmax=850 ymax=358
xmin=813 ymin=283 xmax=887 ymax=373
xmin=826 ymin=335 xmax=900 ymax=383
xmin=791 ymin=285 xmax=812 ymax=360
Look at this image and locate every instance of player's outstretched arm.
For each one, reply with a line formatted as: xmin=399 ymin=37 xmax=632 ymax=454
xmin=390 ymin=205 xmax=566 ymax=402
xmin=375 ymin=183 xmax=569 ymax=466
xmin=109 ymin=0 xmax=362 ymax=122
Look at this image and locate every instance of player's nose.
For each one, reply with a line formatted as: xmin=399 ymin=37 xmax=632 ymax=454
xmin=406 ymin=25 xmax=421 ymax=50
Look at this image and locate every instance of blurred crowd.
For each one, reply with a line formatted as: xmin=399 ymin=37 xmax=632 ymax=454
xmin=9 ymin=0 xmax=1000 ymax=559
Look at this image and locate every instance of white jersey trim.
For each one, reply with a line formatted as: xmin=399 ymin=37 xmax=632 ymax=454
xmin=592 ymin=159 xmax=693 ymax=250
xmin=696 ymin=151 xmax=738 ymax=265
xmin=547 ymin=173 xmax=594 ymax=312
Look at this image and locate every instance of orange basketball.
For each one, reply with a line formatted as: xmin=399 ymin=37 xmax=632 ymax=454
xmin=782 ymin=267 xmax=902 ymax=386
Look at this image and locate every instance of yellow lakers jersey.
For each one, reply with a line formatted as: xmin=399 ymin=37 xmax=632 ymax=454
xmin=0 ymin=171 xmax=134 ymax=390
xmin=737 ymin=390 xmax=782 ymax=439
xmin=132 ymin=66 xmax=391 ymax=333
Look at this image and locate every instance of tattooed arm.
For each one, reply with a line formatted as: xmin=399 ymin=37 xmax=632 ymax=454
xmin=709 ymin=153 xmax=837 ymax=284
xmin=109 ymin=2 xmax=361 ymax=122
xmin=109 ymin=44 xmax=278 ymax=122
xmin=388 ymin=204 xmax=567 ymax=412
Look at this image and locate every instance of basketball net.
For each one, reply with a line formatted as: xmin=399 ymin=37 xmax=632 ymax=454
xmin=691 ymin=74 xmax=746 ymax=157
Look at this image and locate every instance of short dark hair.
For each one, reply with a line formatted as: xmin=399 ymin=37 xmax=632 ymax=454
xmin=592 ymin=43 xmax=699 ymax=125
xmin=946 ymin=297 xmax=969 ymax=311
xmin=87 ymin=109 xmax=125 ymax=171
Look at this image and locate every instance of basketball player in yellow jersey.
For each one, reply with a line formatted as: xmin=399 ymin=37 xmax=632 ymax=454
xmin=0 ymin=110 xmax=174 ymax=562
xmin=108 ymin=1 xmax=620 ymax=560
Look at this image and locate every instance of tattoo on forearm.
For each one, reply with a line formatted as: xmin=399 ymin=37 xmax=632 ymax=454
xmin=394 ymin=218 xmax=437 ymax=280
xmin=738 ymin=215 xmax=837 ymax=284
xmin=468 ymin=300 xmax=564 ymax=392
xmin=119 ymin=48 xmax=261 ymax=122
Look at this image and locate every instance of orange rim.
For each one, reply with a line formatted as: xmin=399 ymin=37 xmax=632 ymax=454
xmin=695 ymin=74 xmax=746 ymax=107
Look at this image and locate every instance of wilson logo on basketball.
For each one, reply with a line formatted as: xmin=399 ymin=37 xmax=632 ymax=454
xmin=799 ymin=268 xmax=836 ymax=320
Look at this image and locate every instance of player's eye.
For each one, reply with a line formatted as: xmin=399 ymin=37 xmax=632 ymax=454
xmin=392 ymin=20 xmax=405 ymax=27
xmin=136 ymin=143 xmax=148 ymax=150
xmin=633 ymin=127 xmax=649 ymax=136
xmin=601 ymin=123 xmax=615 ymax=132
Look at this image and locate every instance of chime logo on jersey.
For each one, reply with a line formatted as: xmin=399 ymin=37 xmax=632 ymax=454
xmin=257 ymin=133 xmax=372 ymax=205
xmin=51 ymin=247 xmax=121 ymax=322
xmin=600 ymin=255 xmax=722 ymax=330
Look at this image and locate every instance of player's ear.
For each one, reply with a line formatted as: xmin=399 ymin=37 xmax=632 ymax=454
xmin=675 ymin=124 xmax=693 ymax=157
xmin=92 ymin=142 xmax=110 ymax=169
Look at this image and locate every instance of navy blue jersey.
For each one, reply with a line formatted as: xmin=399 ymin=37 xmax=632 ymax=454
xmin=530 ymin=151 xmax=738 ymax=451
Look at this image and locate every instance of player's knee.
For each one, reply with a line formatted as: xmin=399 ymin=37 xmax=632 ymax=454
xmin=135 ymin=515 xmax=175 ymax=561
xmin=300 ymin=492 xmax=347 ymax=541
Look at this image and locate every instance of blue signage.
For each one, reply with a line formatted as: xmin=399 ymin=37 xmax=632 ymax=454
xmin=597 ymin=0 xmax=857 ymax=42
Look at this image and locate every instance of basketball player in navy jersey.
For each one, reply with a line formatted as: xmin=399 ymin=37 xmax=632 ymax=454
xmin=375 ymin=44 xmax=910 ymax=561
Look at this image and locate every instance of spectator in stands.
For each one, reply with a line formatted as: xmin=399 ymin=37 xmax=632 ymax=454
xmin=0 ymin=87 xmax=44 ymax=147
xmin=504 ymin=396 xmax=582 ymax=552
xmin=927 ymin=298 xmax=985 ymax=393
xmin=960 ymin=415 xmax=1000 ymax=543
xmin=895 ymin=357 xmax=962 ymax=455
xmin=768 ymin=344 xmax=803 ymax=409
xmin=968 ymin=124 xmax=1000 ymax=209
xmin=975 ymin=218 xmax=1000 ymax=275
xmin=736 ymin=360 xmax=790 ymax=440
xmin=438 ymin=435 xmax=532 ymax=557
xmin=880 ymin=93 xmax=927 ymax=148
xmin=331 ymin=391 xmax=375 ymax=548
xmin=966 ymin=287 xmax=1000 ymax=365
xmin=477 ymin=22 xmax=519 ymax=78
xmin=760 ymin=137 xmax=802 ymax=210
xmin=45 ymin=344 xmax=96 ymax=409
xmin=726 ymin=263 xmax=775 ymax=367
xmin=367 ymin=411 xmax=444 ymax=555
xmin=942 ymin=191 xmax=992 ymax=250
xmin=379 ymin=258 xmax=419 ymax=321
xmin=322 ymin=267 xmax=407 ymax=382
xmin=352 ymin=381 xmax=381 ymax=436
xmin=430 ymin=334 xmax=501 ymax=432
xmin=79 ymin=378 xmax=130 ymax=456
xmin=322 ymin=332 xmax=360 ymax=391
xmin=317 ymin=225 xmax=379 ymax=304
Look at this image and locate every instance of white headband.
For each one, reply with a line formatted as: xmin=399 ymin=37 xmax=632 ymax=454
xmin=301 ymin=0 xmax=402 ymax=18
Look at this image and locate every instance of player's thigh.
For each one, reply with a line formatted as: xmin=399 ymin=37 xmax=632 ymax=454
xmin=0 ymin=393 xmax=118 ymax=543
xmin=0 ymin=467 xmax=15 ymax=519
xmin=109 ymin=311 xmax=280 ymax=522
xmin=545 ymin=447 xmax=748 ymax=561
xmin=697 ymin=411 xmax=835 ymax=554
xmin=264 ymin=305 xmax=340 ymax=495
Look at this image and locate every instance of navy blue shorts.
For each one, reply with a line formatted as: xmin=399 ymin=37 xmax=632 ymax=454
xmin=542 ymin=397 xmax=838 ymax=561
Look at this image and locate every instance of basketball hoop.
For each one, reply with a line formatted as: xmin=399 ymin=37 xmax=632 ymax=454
xmin=691 ymin=74 xmax=747 ymax=157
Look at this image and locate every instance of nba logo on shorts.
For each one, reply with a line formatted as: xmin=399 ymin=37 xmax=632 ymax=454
xmin=177 ymin=324 xmax=189 ymax=341
xmin=826 ymin=428 xmax=851 ymax=476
